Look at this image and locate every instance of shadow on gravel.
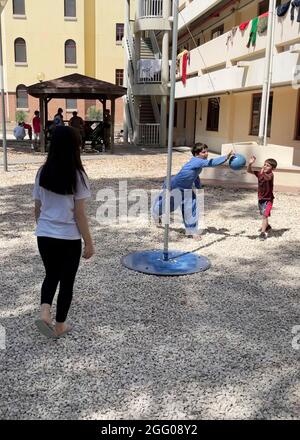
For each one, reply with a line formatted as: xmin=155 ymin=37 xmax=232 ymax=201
xmin=0 ymin=176 xmax=299 ymax=420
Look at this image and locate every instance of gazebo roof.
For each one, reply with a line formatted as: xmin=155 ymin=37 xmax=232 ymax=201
xmin=27 ymin=73 xmax=127 ymax=100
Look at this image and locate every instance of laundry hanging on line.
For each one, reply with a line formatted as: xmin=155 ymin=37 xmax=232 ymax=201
xmin=276 ymin=1 xmax=291 ymax=17
xmin=137 ymin=59 xmax=162 ymax=79
xmin=291 ymin=0 xmax=300 ymax=22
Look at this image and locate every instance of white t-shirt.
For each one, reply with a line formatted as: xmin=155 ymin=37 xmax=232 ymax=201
xmin=33 ymin=169 xmax=91 ymax=240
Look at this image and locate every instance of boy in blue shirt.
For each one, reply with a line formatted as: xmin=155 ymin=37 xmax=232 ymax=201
xmin=152 ymin=143 xmax=233 ymax=236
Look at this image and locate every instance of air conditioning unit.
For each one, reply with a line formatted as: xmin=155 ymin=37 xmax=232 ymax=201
xmin=212 ymin=31 xmax=222 ymax=39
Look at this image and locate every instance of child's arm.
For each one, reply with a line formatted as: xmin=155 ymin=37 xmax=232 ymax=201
xmin=247 ymin=156 xmax=256 ymax=174
xmin=34 ymin=200 xmax=41 ymax=223
xmin=196 ymin=150 xmax=234 ymax=168
xmin=74 ymin=199 xmax=95 ymax=259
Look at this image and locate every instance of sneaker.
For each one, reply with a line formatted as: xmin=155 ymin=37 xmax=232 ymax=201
xmin=259 ymin=232 xmax=267 ymax=240
xmin=266 ymin=225 xmax=272 ymax=232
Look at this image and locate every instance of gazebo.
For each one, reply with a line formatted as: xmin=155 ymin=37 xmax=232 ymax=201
xmin=27 ymin=73 xmax=127 ymax=152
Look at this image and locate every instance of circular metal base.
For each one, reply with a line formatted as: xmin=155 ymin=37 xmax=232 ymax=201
xmin=121 ymin=250 xmax=210 ymax=276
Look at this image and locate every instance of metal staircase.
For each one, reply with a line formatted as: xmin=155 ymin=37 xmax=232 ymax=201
xmin=125 ymin=0 xmax=168 ymax=146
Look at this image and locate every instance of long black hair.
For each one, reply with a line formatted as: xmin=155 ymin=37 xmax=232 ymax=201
xmin=39 ymin=125 xmax=87 ymax=195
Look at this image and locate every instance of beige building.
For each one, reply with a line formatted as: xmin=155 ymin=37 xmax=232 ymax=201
xmin=174 ymin=0 xmax=300 ymax=173
xmin=1 ymin=0 xmax=135 ymax=129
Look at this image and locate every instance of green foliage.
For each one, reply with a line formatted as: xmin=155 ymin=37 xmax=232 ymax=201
xmin=86 ymin=106 xmax=103 ymax=121
xmin=15 ymin=110 xmax=28 ymax=123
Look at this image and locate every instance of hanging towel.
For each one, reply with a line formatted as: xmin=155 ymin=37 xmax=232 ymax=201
xmin=226 ymin=26 xmax=238 ymax=46
xmin=182 ymin=52 xmax=188 ymax=86
xmin=247 ymin=17 xmax=259 ymax=48
xmin=239 ymin=20 xmax=250 ymax=31
xmin=258 ymin=14 xmax=268 ymax=34
xmin=291 ymin=0 xmax=300 ymax=22
xmin=177 ymin=49 xmax=189 ymax=85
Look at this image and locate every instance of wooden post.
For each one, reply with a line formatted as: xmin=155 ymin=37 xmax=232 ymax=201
xmin=39 ymin=97 xmax=45 ymax=153
xmin=111 ymin=98 xmax=115 ymax=154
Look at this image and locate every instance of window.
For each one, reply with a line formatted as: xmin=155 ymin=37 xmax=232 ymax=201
xmin=250 ymin=93 xmax=273 ymax=137
xmin=211 ymin=24 xmax=224 ymax=40
xmin=174 ymin=102 xmax=177 ymax=128
xmin=64 ymin=0 xmax=76 ymax=18
xmin=16 ymin=84 xmax=28 ymax=108
xmin=66 ymin=99 xmax=77 ymax=110
xmin=115 ymin=69 xmax=124 ymax=86
xmin=206 ymin=98 xmax=220 ymax=131
xmin=13 ymin=0 xmax=25 ymax=15
xmin=14 ymin=38 xmax=27 ymax=63
xmin=116 ymin=23 xmax=124 ymax=43
xmin=65 ymin=40 xmax=76 ymax=64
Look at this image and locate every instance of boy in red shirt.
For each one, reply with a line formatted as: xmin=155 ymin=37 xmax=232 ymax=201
xmin=247 ymin=156 xmax=278 ymax=240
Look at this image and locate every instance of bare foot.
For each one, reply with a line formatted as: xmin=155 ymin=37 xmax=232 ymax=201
xmin=40 ymin=303 xmax=52 ymax=326
xmin=55 ymin=322 xmax=72 ymax=337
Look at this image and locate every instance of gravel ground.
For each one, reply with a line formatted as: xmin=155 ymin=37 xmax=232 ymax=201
xmin=0 ymin=151 xmax=299 ymax=420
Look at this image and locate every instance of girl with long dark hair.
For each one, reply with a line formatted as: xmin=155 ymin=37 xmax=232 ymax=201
xmin=33 ymin=126 xmax=94 ymax=338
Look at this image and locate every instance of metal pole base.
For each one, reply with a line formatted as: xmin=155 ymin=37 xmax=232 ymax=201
xmin=121 ymin=250 xmax=210 ymax=276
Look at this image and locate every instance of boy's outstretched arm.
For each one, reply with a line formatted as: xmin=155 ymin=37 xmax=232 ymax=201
xmin=199 ymin=150 xmax=234 ymax=168
xmin=247 ymin=155 xmax=256 ymax=174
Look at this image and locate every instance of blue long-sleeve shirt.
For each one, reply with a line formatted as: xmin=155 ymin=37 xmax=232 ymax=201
xmin=164 ymin=155 xmax=227 ymax=190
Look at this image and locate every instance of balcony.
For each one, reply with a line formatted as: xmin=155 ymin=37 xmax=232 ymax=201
xmin=176 ymin=11 xmax=300 ymax=99
xmin=137 ymin=0 xmax=163 ymax=18
xmin=178 ymin=0 xmax=223 ymax=31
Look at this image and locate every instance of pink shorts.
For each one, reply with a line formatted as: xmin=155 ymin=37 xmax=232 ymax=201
xmin=258 ymin=200 xmax=273 ymax=217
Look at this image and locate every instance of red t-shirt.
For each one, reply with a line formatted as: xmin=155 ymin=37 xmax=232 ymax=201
xmin=254 ymin=170 xmax=274 ymax=201
xmin=32 ymin=116 xmax=40 ymax=133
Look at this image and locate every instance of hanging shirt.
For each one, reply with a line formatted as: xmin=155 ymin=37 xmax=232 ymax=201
xmin=247 ymin=17 xmax=259 ymax=48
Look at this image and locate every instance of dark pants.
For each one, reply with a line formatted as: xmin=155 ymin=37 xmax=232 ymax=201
xmin=37 ymin=237 xmax=82 ymax=322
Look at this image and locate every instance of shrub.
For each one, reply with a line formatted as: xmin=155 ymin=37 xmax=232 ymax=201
xmin=86 ymin=106 xmax=102 ymax=121
xmin=15 ymin=110 xmax=28 ymax=123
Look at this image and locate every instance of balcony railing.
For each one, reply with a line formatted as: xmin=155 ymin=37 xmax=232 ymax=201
xmin=138 ymin=0 xmax=163 ymax=18
xmin=137 ymin=123 xmax=160 ymax=145
xmin=178 ymin=11 xmax=300 ymax=79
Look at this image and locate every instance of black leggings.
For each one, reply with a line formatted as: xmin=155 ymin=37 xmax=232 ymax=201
xmin=37 ymin=237 xmax=82 ymax=323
